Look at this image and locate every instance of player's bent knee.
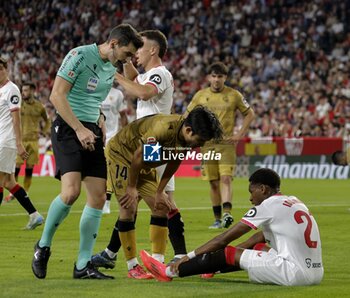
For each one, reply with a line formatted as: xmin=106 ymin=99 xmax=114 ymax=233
xmin=61 ymin=190 xmax=81 ymax=205
xmin=151 ymin=208 xmax=168 ymax=217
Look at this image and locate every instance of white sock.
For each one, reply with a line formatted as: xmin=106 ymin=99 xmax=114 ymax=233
xmin=105 ymin=248 xmax=117 ymax=259
xmin=166 ymin=266 xmax=178 ymax=278
xmin=29 ymin=211 xmax=39 ymax=218
xmin=174 ymin=254 xmax=186 ymax=259
xmin=127 ymin=257 xmax=139 ymax=270
xmin=152 ymin=253 xmax=164 ymax=263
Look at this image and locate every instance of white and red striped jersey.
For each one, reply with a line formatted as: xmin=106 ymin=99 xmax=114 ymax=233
xmin=241 ymin=194 xmax=323 ymax=275
xmin=0 ymin=80 xmax=21 ymax=149
xmin=136 ymin=65 xmax=174 ymax=119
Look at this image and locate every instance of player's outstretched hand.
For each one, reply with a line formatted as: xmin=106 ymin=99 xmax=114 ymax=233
xmin=169 ymin=255 xmax=190 ymax=274
xmin=17 ymin=143 xmax=29 ymax=160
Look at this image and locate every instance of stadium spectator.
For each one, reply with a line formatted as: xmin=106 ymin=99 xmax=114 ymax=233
xmin=140 ymin=168 xmax=324 ymax=286
xmin=31 ymin=24 xmax=143 ymax=280
xmin=1 ymin=0 xmax=349 ymax=137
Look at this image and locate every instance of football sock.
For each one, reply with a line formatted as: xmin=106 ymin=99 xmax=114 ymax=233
xmin=107 ymin=213 xmax=137 ymax=254
xmin=127 ymin=257 xmax=138 ymax=270
xmin=39 ymin=195 xmax=71 ymax=247
xmin=10 ymin=184 xmax=36 ymax=214
xmin=178 ymin=249 xmax=227 ymax=277
xmin=253 ymin=242 xmax=268 ymax=251
xmin=105 ymin=248 xmax=116 ymax=259
xmin=178 ymin=247 xmax=238 ymax=277
xmin=14 ymin=167 xmax=20 ymax=180
xmin=76 ymin=205 xmax=102 ymax=270
xmin=168 ymin=209 xmax=187 ymax=255
xmin=212 ymin=205 xmax=222 ymax=220
xmin=150 ymin=216 xmax=168 ymax=258
xmin=0 ymin=187 xmax=3 ymax=205
xmin=24 ymin=168 xmax=33 ymax=192
xmin=106 ymin=192 xmax=112 ymax=201
xmin=223 ymin=202 xmax=232 ymax=214
xmin=107 ymin=219 xmax=122 ymax=253
xmin=118 ymin=220 xmax=136 ymax=262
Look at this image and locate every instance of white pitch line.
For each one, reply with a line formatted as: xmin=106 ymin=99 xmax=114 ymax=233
xmin=0 ymin=204 xmax=349 ymax=217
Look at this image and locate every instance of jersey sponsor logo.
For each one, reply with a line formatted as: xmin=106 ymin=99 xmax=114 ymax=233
xmin=71 ymin=55 xmax=84 ymax=72
xmin=305 ymin=258 xmax=322 ymax=269
xmin=86 ymin=77 xmax=99 ymax=92
xmin=60 ymin=54 xmax=73 ymax=71
xmin=244 ymin=207 xmax=257 ymax=218
xmin=149 ymin=74 xmax=162 ymax=85
xmin=10 ymin=95 xmax=20 ymax=104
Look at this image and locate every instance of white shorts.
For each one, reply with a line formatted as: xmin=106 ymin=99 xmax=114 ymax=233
xmin=0 ymin=147 xmax=17 ymax=174
xmin=240 ymin=249 xmax=323 ymax=286
xmin=156 ymin=164 xmax=175 ymax=192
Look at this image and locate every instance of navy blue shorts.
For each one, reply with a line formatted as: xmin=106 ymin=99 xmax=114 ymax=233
xmin=51 ymin=115 xmax=107 ymax=180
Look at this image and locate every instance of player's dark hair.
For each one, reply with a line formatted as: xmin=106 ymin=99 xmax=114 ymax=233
xmin=140 ymin=30 xmax=168 ymax=58
xmin=108 ymin=24 xmax=143 ymax=49
xmin=249 ymin=168 xmax=281 ymax=190
xmin=0 ymin=57 xmax=7 ymax=68
xmin=185 ymin=105 xmax=223 ymax=142
xmin=208 ymin=62 xmax=228 ymax=75
xmin=23 ymin=81 xmax=36 ymax=90
xmin=331 ymin=150 xmax=344 ymax=165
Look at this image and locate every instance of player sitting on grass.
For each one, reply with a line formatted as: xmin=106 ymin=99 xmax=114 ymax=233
xmin=140 ymin=168 xmax=324 ymax=286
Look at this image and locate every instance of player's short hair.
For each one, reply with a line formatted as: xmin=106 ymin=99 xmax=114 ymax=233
xmin=331 ymin=150 xmax=345 ymax=165
xmin=108 ymin=24 xmax=143 ymax=49
xmin=208 ymin=62 xmax=228 ymax=75
xmin=140 ymin=30 xmax=168 ymax=58
xmin=23 ymin=81 xmax=36 ymax=90
xmin=184 ymin=105 xmax=223 ymax=142
xmin=0 ymin=57 xmax=8 ymax=68
xmin=249 ymin=168 xmax=281 ymax=190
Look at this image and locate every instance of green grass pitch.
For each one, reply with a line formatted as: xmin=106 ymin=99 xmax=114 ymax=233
xmin=0 ymin=177 xmax=349 ymax=298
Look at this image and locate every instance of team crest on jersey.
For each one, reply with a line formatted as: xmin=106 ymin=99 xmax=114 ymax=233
xmin=87 ymin=77 xmax=99 ymax=92
xmin=71 ymin=50 xmax=77 ymax=56
xmin=10 ymin=95 xmax=20 ymax=104
xmin=244 ymin=207 xmax=257 ymax=218
xmin=146 ymin=137 xmax=157 ymax=144
xmin=150 ymin=74 xmax=162 ymax=85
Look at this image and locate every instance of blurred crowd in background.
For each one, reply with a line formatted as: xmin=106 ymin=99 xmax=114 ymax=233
xmin=1 ymin=0 xmax=350 ymax=138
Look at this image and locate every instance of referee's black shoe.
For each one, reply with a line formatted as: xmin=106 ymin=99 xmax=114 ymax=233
xmin=73 ymin=261 xmax=115 ymax=279
xmin=32 ymin=240 xmax=51 ymax=279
